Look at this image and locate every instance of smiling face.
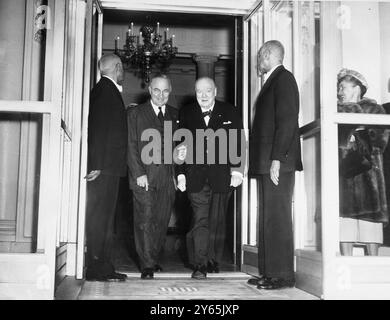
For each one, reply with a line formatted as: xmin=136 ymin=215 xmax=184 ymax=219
xmin=149 ymin=77 xmax=171 ymax=107
xmin=195 ymin=78 xmax=217 ymax=109
xmin=338 ymin=79 xmax=361 ymax=103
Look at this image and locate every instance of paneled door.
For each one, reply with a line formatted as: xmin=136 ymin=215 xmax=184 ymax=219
xmin=0 ymin=0 xmax=66 ymax=299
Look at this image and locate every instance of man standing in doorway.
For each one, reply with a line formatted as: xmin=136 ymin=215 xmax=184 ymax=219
xmin=85 ymin=54 xmax=128 ymax=282
xmin=248 ymin=40 xmax=303 ymax=289
xmin=127 ymin=74 xmax=178 ymax=279
xmin=177 ymin=77 xmax=245 ymax=279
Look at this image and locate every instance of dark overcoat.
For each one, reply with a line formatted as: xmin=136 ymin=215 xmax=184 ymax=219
xmin=339 ymin=98 xmax=389 ymax=225
xmin=87 ymin=77 xmax=128 ymax=177
xmin=249 ymin=65 xmax=303 ymax=175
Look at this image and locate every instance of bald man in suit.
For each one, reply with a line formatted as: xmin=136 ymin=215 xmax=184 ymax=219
xmin=85 ymin=54 xmax=128 ymax=282
xmin=249 ymin=40 xmax=302 ymax=290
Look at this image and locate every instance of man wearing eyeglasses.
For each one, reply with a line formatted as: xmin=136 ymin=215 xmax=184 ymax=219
xmin=127 ymin=74 xmax=179 ymax=280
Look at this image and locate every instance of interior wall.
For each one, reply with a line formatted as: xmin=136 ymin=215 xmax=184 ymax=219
xmin=380 ymin=2 xmax=390 ymax=104
xmin=340 ymin=1 xmax=381 ymax=102
xmin=104 ymin=22 xmax=233 ymax=56
xmin=102 ymin=20 xmax=235 ymax=109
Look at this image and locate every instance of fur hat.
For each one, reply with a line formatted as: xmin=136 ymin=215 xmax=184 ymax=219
xmin=337 ymin=68 xmax=368 ymax=91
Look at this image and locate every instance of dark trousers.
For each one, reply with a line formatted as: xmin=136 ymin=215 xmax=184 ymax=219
xmin=85 ymin=174 xmax=120 ymax=277
xmin=132 ymin=182 xmax=175 ymax=270
xmin=187 ymin=184 xmax=232 ymax=267
xmin=258 ymin=172 xmax=295 ymax=281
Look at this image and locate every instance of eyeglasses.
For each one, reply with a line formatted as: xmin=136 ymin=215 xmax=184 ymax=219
xmin=152 ymin=88 xmax=170 ymax=96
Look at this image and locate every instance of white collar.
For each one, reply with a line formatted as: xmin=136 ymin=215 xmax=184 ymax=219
xmin=263 ymin=64 xmax=282 ymax=83
xmin=150 ymin=99 xmax=166 ymax=115
xmin=102 ymin=75 xmax=123 ymax=93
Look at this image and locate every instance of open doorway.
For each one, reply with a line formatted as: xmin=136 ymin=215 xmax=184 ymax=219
xmin=100 ymin=10 xmax=243 ymax=274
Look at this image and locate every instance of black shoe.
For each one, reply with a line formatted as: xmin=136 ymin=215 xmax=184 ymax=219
xmin=207 ymin=260 xmax=219 ymax=273
xmin=247 ymin=276 xmax=270 ymax=286
xmin=154 ymin=264 xmax=163 ymax=272
xmin=106 ymin=272 xmax=127 ymax=282
xmin=257 ymin=278 xmax=295 ymax=290
xmin=191 ymin=265 xmax=207 ymax=280
xmin=85 ymin=274 xmax=109 ymax=282
xmin=141 ymin=268 xmax=154 ymax=280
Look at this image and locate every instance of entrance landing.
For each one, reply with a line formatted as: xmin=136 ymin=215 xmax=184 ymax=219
xmin=75 ymin=274 xmax=317 ymax=300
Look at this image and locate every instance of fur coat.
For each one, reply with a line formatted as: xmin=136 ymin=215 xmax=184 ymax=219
xmin=338 ymin=98 xmax=389 ymax=225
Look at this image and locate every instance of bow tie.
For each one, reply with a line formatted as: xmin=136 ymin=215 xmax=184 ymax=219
xmin=202 ymin=109 xmax=212 ymax=117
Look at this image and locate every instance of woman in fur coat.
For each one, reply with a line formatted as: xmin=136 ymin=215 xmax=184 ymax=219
xmin=338 ymin=68 xmax=389 ymax=256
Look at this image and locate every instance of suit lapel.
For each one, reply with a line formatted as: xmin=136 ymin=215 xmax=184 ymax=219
xmin=164 ymin=105 xmax=173 ymax=122
xmin=258 ymin=65 xmax=285 ymax=98
xmin=144 ymin=101 xmax=162 ymax=129
xmin=208 ymin=101 xmax=223 ymax=129
xmin=194 ymin=102 xmax=207 ymax=129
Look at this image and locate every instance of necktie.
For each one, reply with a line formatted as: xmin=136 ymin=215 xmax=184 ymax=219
xmin=202 ymin=109 xmax=212 ymax=117
xmin=158 ymin=106 xmax=164 ymax=124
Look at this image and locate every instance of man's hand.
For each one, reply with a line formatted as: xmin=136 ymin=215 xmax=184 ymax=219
xmin=177 ymin=145 xmax=187 ymax=161
xmin=85 ymin=170 xmax=101 ymax=181
xmin=137 ymin=175 xmax=149 ymax=191
xmin=177 ymin=175 xmax=186 ymax=192
xmin=230 ymin=174 xmax=243 ymax=188
xmin=270 ymin=160 xmax=280 ymax=186
xmin=174 ymin=145 xmax=187 ymax=163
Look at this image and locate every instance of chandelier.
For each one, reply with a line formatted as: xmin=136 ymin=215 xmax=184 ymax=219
xmin=114 ymin=21 xmax=178 ymax=84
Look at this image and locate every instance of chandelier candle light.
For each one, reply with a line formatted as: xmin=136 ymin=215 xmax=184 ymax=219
xmin=114 ymin=21 xmax=178 ymax=84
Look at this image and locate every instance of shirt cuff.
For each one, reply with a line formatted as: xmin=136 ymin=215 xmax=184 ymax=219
xmin=231 ymin=171 xmax=244 ymax=179
xmin=178 ymin=174 xmax=186 ymax=182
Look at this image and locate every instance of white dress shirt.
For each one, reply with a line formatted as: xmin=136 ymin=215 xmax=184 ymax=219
xmin=102 ymin=75 xmax=123 ymax=93
xmin=150 ymin=100 xmax=166 ymax=116
xmin=200 ymin=102 xmax=215 ymax=126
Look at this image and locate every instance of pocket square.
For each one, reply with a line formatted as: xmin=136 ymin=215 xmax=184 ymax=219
xmin=223 ymin=121 xmax=232 ymax=125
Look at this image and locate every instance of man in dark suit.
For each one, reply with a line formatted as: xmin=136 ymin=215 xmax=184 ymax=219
xmin=85 ymin=54 xmax=128 ymax=282
xmin=127 ymin=74 xmax=178 ymax=279
xmin=248 ymin=40 xmax=303 ymax=289
xmin=177 ymin=77 xmax=245 ymax=279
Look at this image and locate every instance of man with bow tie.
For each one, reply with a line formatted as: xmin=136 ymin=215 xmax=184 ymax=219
xmin=127 ymin=74 xmax=179 ymax=280
xmin=177 ymin=77 xmax=245 ymax=279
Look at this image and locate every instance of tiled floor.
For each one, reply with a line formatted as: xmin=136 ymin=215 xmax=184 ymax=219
xmin=56 ymin=273 xmax=318 ymax=300
xmin=58 ymin=236 xmax=318 ymax=300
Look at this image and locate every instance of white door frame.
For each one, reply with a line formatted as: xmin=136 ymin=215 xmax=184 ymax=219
xmin=76 ymin=0 xmax=103 ymax=279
